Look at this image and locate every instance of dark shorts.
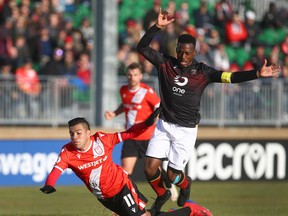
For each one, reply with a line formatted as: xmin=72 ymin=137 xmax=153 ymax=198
xmin=98 ymin=179 xmax=148 ymax=216
xmin=121 ymin=139 xmax=149 ymax=159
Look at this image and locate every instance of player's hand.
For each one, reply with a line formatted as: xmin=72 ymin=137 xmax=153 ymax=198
xmin=40 ymin=185 xmax=56 ymax=194
xmin=104 ymin=111 xmax=116 ymax=120
xmin=258 ymin=59 xmax=281 ymax=78
xmin=145 ymin=107 xmax=162 ymax=126
xmin=156 ymin=8 xmax=174 ymax=28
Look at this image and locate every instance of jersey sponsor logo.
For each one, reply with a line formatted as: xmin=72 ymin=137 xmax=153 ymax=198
xmin=77 ymin=156 xmax=108 ymax=170
xmin=172 ymin=76 xmax=187 ymax=96
xmin=174 ymin=76 xmax=188 ymax=86
xmin=172 ymin=86 xmax=185 ymax=96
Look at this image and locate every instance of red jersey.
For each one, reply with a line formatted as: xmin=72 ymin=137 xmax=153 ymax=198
xmin=120 ymin=82 xmax=160 ymax=140
xmin=15 ymin=66 xmax=41 ymax=96
xmin=46 ymin=122 xmax=148 ymax=199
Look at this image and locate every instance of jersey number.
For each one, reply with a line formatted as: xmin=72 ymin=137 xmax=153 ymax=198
xmin=123 ymin=193 xmax=135 ymax=207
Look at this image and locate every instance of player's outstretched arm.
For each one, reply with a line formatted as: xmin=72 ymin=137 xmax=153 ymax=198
xmin=104 ymin=104 xmax=124 ymax=120
xmin=104 ymin=111 xmax=116 ymax=120
xmin=121 ymin=107 xmax=162 ymax=141
xmin=40 ymin=167 xmax=62 ymax=194
xmin=145 ymin=106 xmax=162 ymax=126
xmin=258 ymin=59 xmax=281 ymax=78
xmin=40 ymin=185 xmax=56 ymax=194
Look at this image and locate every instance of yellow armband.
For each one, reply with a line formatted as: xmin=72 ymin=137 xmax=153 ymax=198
xmin=221 ymin=72 xmax=232 ymax=83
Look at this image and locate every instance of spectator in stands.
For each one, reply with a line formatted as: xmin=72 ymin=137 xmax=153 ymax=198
xmin=194 ymin=41 xmax=213 ymax=67
xmin=206 ymin=28 xmax=221 ymax=50
xmin=47 ymin=13 xmax=62 ymax=45
xmin=0 ymin=60 xmax=16 ymax=118
xmin=14 ymin=35 xmax=31 ymax=68
xmin=268 ymin=45 xmax=281 ymax=66
xmin=79 ymin=17 xmax=93 ymax=41
xmin=71 ymin=29 xmax=86 ymax=58
xmin=63 ymin=35 xmax=75 ymax=55
xmin=282 ymin=64 xmax=288 ymax=80
xmin=142 ymin=58 xmax=158 ymax=78
xmin=76 ymin=52 xmax=91 ymax=88
xmin=214 ymin=0 xmax=233 ymax=28
xmin=281 ymin=35 xmax=288 ymax=56
xmin=193 ymin=1 xmax=214 ymax=35
xmin=143 ymin=0 xmax=161 ymax=31
xmin=261 ymin=2 xmax=282 ymax=29
xmin=124 ymin=50 xmax=140 ymax=69
xmin=13 ymin=15 xmax=27 ymax=38
xmin=283 ymin=54 xmax=288 ymax=68
xmin=119 ymin=19 xmax=142 ymax=50
xmin=213 ymin=43 xmax=230 ymax=71
xmin=225 ymin=11 xmax=248 ymax=47
xmin=244 ymin=10 xmax=261 ymax=51
xmin=175 ymin=2 xmax=189 ymax=29
xmin=165 ymin=0 xmax=176 ymax=16
xmin=40 ymin=47 xmax=65 ymax=76
xmin=56 ymin=29 xmax=68 ymax=49
xmin=63 ymin=50 xmax=77 ymax=76
xmin=38 ymin=27 xmax=54 ymax=67
xmin=159 ymin=22 xmax=178 ymax=56
xmin=15 ymin=58 xmax=41 ymax=118
xmin=251 ymin=44 xmax=267 ymax=70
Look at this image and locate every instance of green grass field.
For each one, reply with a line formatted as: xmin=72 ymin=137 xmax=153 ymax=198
xmin=0 ymin=181 xmax=288 ymax=216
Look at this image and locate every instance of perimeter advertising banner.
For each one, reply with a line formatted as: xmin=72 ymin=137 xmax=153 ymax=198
xmin=0 ymin=139 xmax=287 ymax=186
xmin=187 ymin=140 xmax=287 ymax=181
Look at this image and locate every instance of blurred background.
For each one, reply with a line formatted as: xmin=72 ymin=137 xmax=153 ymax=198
xmin=0 ymin=0 xmax=288 ymax=128
xmin=0 ymin=0 xmax=287 ymax=186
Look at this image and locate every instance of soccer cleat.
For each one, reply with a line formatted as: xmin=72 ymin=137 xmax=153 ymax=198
xmin=184 ymin=199 xmax=213 ymax=216
xmin=168 ymin=184 xmax=179 ymax=202
xmin=151 ymin=190 xmax=171 ymax=212
xmin=177 ymin=176 xmax=192 ymax=206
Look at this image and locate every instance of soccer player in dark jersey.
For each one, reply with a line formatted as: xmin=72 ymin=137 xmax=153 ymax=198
xmin=105 ymin=62 xmax=178 ymax=202
xmin=137 ymin=8 xmax=281 ymax=212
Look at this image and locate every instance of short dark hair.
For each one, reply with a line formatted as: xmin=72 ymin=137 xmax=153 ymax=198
xmin=126 ymin=62 xmax=142 ymax=73
xmin=177 ymin=34 xmax=196 ymax=47
xmin=68 ymin=117 xmax=90 ymax=130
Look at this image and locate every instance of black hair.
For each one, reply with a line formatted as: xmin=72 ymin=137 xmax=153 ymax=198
xmin=177 ymin=34 xmax=196 ymax=47
xmin=68 ymin=117 xmax=90 ymax=130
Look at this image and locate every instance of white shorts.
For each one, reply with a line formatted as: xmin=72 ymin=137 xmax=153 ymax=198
xmin=146 ymin=119 xmax=198 ymax=170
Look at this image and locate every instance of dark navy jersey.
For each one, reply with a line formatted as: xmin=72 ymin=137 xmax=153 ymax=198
xmin=137 ymin=24 xmax=258 ymax=127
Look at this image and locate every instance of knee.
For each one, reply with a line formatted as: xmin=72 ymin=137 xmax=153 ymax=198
xmin=167 ymin=167 xmax=183 ymax=183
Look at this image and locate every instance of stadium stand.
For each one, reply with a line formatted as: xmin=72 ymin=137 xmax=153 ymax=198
xmin=0 ymin=0 xmax=288 ymax=126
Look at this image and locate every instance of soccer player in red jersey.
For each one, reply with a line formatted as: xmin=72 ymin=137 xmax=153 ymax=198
xmin=40 ymin=109 xmax=194 ymax=216
xmin=105 ymin=62 xmax=160 ymax=176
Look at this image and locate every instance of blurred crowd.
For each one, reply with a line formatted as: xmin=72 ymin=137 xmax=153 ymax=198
xmin=1 ymin=0 xmax=288 ymax=84
xmin=0 ymin=0 xmax=92 ymax=118
xmin=117 ymin=0 xmax=288 ymax=80
xmin=0 ymin=0 xmax=92 ymax=89
xmin=0 ymin=0 xmax=288 ymax=120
